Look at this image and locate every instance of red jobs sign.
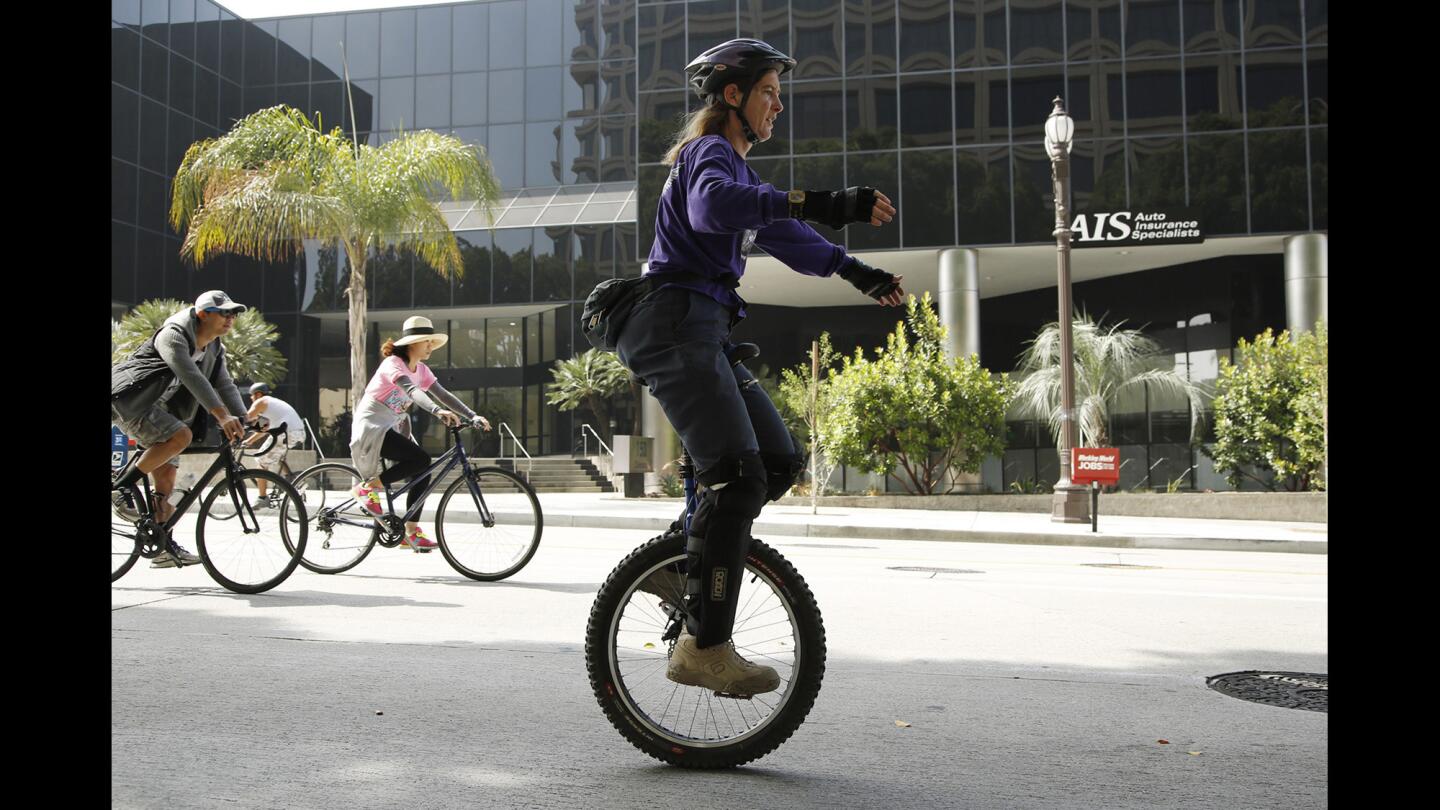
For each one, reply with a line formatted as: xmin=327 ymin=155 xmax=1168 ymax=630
xmin=1072 ymin=448 xmax=1120 ymax=485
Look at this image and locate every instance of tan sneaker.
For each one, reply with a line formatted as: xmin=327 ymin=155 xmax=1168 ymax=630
xmin=667 ymin=628 xmax=781 ymax=696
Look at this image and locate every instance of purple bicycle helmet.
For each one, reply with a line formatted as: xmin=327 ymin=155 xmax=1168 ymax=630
xmin=685 ymin=38 xmax=795 ymax=143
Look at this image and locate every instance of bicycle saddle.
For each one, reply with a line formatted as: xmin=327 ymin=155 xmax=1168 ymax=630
xmin=728 ymin=343 xmax=760 ymax=368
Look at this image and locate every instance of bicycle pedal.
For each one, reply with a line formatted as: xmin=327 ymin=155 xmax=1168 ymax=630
xmin=711 ymin=691 xmax=755 ymax=700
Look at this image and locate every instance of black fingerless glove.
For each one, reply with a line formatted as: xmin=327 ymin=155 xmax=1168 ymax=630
xmin=836 ymin=257 xmax=899 ymax=300
xmin=796 ymin=187 xmax=878 ymax=230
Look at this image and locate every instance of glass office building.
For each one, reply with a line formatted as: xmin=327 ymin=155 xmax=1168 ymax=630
xmin=112 ymin=0 xmax=1327 ymax=490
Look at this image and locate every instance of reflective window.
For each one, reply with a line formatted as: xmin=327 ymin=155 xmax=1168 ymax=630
xmin=564 ymin=118 xmax=600 ymax=182
xmin=415 ymin=75 xmax=450 ymax=129
xmin=167 ymin=52 xmax=193 ymax=117
xmin=1126 ymin=58 xmax=1183 ymax=135
xmin=792 ymin=0 xmax=842 ymax=78
xmin=956 ymin=146 xmax=1011 ymax=244
xmin=527 ymin=121 xmax=563 ymax=186
xmin=1309 ymin=127 xmax=1325 ymax=229
xmin=489 ymin=70 xmax=525 ymax=124
xmin=1306 ymin=0 xmax=1327 ymax=44
xmin=637 ymin=164 xmax=666 ymax=256
xmin=141 ymin=0 xmax=169 ymax=45
xmin=638 ymin=91 xmax=687 ymax=163
xmin=1307 ymin=46 xmax=1326 ymax=125
xmin=141 ymin=36 xmax=167 ymax=103
xmin=115 ymin=0 xmax=142 ymax=28
xmin=345 ymin=13 xmax=381 ymax=80
xmin=1066 ymin=0 xmax=1122 ymax=61
xmin=369 ymin=243 xmax=412 ymax=309
xmin=378 ymin=77 xmax=414 ymax=132
xmin=900 ymin=149 xmax=954 ymax=247
xmin=1185 ymin=53 xmax=1244 ymax=131
xmin=601 ymin=60 xmax=636 ymax=115
xmin=309 ymin=82 xmax=344 ymax=131
xmin=450 ymin=318 xmax=486 ymax=367
xmin=1012 ymin=142 xmax=1056 ymax=243
xmin=847 ymin=76 xmax=897 ymax=151
xmin=1244 ymin=0 xmax=1302 ymax=49
xmin=602 ymin=1 xmax=637 ymax=60
xmin=1182 ymin=0 xmax=1240 ymax=52
xmin=490 ymin=1 xmax=527 ymax=69
xmin=167 ymin=109 xmax=190 ymax=175
xmin=845 ymin=0 xmax=897 ymax=77
xmin=638 ymin=2 xmax=687 ymax=90
xmin=1125 ymin=0 xmax=1180 ymax=57
xmin=601 ymin=116 xmax=636 ymax=181
xmin=1009 ymin=0 xmax=1063 ymax=65
xmin=196 ymin=4 xmax=221 ymax=74
xmin=687 ymin=0 xmax=738 ymax=67
xmin=311 ymin=16 xmax=345 ymax=81
xmin=572 ymin=224 xmax=612 ymax=299
xmin=846 ymin=151 xmax=897 ymax=250
xmin=487 ymin=317 xmax=525 ymax=367
xmin=1247 ymin=130 xmax=1308 ymax=232
xmin=113 ymin=86 xmax=140 ymax=164
xmin=790 ymin=80 xmax=844 ymax=154
xmin=454 ymin=230 xmax=493 ymax=306
xmin=566 ymin=63 xmax=599 ymax=117
xmin=113 ymin=224 xmax=136 ymax=304
xmin=417 ymin=6 xmax=452 ymax=74
xmin=220 ymin=13 xmax=243 ymax=80
xmin=413 ymin=251 xmax=451 ymax=308
xmin=219 ymin=79 xmax=242 ymax=130
xmin=954 ymin=69 xmax=1008 ymax=145
xmin=954 ymin=0 xmax=1006 ymax=67
xmin=528 ymin=0 xmax=565 ymax=66
xmin=380 ymin=9 xmax=416 ymax=77
xmin=1009 ymin=65 xmax=1066 ymax=142
xmin=137 ymin=169 xmax=168 ymax=233
xmin=894 ymin=0 xmax=949 ymax=72
xmin=534 ymin=226 xmax=570 ymax=302
xmin=453 ymin=3 xmax=488 ymax=73
xmin=453 ymin=72 xmax=488 ymax=126
xmin=1245 ymin=49 xmax=1304 ymax=128
xmin=245 ymin=20 xmax=277 ymax=86
xmin=493 ymin=229 xmax=533 ymax=304
xmin=489 ymin=124 xmax=526 ymax=189
xmin=527 ymin=66 xmax=564 ymax=121
xmin=1128 ymin=136 xmax=1186 ymax=210
xmin=899 ymin=73 xmax=952 ymax=148
xmin=741 ymin=0 xmax=790 ymax=56
xmin=138 ymin=96 xmax=167 ymax=173
xmin=747 ymin=156 xmax=790 ymax=190
xmin=113 ymin=159 xmax=137 ymax=225
xmin=564 ymin=0 xmax=598 ymax=61
xmin=195 ymin=67 xmax=218 ymax=127
xmin=276 ymin=17 xmax=310 ymax=84
xmin=1186 ymin=132 xmax=1246 ymax=234
xmin=1071 ymin=138 xmax=1127 ymax=213
xmin=134 ymin=230 xmax=166 ymax=303
xmin=114 ymin=25 xmax=141 ymax=91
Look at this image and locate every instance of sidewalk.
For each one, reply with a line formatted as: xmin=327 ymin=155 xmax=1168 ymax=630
xmin=443 ymin=491 xmax=1328 ymax=554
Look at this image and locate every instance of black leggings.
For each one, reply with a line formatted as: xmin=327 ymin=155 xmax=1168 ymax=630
xmin=378 ymin=431 xmax=432 ymax=519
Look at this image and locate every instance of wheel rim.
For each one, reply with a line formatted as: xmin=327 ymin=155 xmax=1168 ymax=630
xmin=200 ymin=474 xmax=300 ymax=588
xmin=439 ymin=471 xmax=539 ymax=576
xmin=111 ymin=511 xmax=139 ymax=576
xmin=287 ymin=466 xmax=375 ymax=571
xmin=606 ymin=554 xmax=800 ymax=748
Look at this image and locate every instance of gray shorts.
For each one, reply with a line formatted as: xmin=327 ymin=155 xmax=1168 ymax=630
xmin=254 ymin=441 xmax=294 ymax=471
xmin=111 ymin=402 xmax=186 ymax=468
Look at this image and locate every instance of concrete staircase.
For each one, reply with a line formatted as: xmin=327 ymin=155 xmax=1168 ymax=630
xmin=436 ymin=457 xmax=615 ymax=493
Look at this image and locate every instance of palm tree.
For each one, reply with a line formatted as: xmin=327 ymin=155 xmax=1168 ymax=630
xmin=169 ymin=105 xmax=501 ymax=406
xmin=546 ymin=349 xmax=634 ymax=443
xmin=1012 ymin=313 xmax=1208 ymax=449
xmin=112 ymin=298 xmax=288 ymax=386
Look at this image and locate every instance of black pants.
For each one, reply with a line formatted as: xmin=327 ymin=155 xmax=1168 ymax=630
xmin=378 ymin=430 xmax=432 ymax=519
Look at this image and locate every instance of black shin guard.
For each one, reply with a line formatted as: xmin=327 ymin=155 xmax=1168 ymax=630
xmin=683 ymin=453 xmax=768 ymax=647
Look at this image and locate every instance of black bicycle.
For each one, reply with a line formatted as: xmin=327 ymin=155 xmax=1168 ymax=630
xmin=283 ymin=421 xmax=542 ymax=581
xmin=110 ymin=424 xmax=308 ymax=594
xmin=241 ymin=422 xmax=297 ymax=486
xmin=584 ymin=344 xmax=827 ymax=769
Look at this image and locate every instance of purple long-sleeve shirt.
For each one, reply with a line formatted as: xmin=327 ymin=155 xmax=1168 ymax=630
xmin=646 ymin=135 xmax=850 ymax=317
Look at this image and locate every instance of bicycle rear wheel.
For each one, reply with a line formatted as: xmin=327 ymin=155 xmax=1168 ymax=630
xmin=435 ymin=466 xmax=542 ymax=581
xmin=196 ymin=469 xmax=306 ymax=594
xmin=585 ymin=531 xmax=826 ymax=768
xmin=111 ymin=485 xmax=141 ymax=582
xmin=281 ymin=462 xmax=379 ymax=574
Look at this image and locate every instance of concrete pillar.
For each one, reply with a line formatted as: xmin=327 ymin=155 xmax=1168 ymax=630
xmin=1283 ymin=234 xmax=1327 ymax=334
xmin=938 ymin=248 xmax=981 ymax=361
xmin=642 ymin=385 xmax=678 ymax=492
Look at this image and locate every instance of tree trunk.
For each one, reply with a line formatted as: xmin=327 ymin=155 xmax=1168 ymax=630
xmin=347 ymin=243 xmax=369 ymax=413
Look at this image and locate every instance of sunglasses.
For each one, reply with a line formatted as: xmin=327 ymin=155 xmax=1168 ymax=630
xmin=204 ymin=308 xmax=240 ymax=319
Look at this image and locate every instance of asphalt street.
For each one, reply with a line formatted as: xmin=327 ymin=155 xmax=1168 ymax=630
xmin=112 ymin=522 xmax=1327 ymax=809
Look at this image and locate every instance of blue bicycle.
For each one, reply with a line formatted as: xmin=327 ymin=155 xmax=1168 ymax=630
xmin=283 ymin=422 xmax=542 ymax=580
xmin=584 ymin=343 xmax=827 ymax=769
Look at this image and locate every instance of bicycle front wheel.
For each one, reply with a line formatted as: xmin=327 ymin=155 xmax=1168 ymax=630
xmin=435 ymin=466 xmax=542 ymax=581
xmin=585 ymin=531 xmax=827 ymax=769
xmin=196 ymin=469 xmax=307 ymax=594
xmin=111 ymin=490 xmax=141 ymax=582
xmin=282 ymin=462 xmax=379 ymax=574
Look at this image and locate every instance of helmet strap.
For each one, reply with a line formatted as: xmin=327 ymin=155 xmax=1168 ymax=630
xmin=723 ymin=84 xmax=761 ymax=145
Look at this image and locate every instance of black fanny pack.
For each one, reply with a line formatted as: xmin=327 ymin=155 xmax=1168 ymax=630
xmin=580 ymin=271 xmax=737 ymax=352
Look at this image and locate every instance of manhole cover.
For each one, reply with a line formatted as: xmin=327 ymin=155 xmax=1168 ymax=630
xmin=887 ymin=566 xmax=984 ymax=575
xmin=1206 ymin=671 xmax=1328 ymax=712
xmin=1081 ymin=563 xmax=1163 ymax=570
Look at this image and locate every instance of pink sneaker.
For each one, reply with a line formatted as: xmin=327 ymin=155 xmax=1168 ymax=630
xmin=401 ymin=527 xmax=438 ymax=553
xmin=353 ymin=484 xmax=384 ymax=516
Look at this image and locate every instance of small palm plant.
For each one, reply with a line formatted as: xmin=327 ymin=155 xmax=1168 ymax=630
xmin=546 ymin=349 xmax=633 ymax=444
xmin=1012 ymin=312 xmax=1208 ymax=449
xmin=112 ymin=298 xmax=288 ymax=386
xmin=169 ymin=105 xmax=501 ymax=406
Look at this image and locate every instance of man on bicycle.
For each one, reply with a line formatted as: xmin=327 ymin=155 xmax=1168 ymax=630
xmin=243 ymin=382 xmax=305 ymax=505
xmin=111 ymin=290 xmax=250 ymax=567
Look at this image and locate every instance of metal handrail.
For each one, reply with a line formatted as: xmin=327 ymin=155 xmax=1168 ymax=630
xmin=579 ymin=423 xmax=613 ymax=458
xmin=497 ymin=422 xmax=533 ymax=479
xmin=303 ymin=417 xmax=326 ymax=459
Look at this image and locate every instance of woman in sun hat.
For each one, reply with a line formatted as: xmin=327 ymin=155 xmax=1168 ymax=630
xmin=349 ymin=315 xmax=491 ymax=552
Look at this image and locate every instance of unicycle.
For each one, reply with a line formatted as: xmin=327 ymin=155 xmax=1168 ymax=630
xmin=583 ymin=343 xmax=826 ymax=768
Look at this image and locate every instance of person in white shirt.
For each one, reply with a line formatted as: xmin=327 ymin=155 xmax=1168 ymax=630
xmin=244 ymin=383 xmax=306 ymax=501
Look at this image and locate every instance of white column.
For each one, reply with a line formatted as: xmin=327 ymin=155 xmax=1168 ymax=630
xmin=1283 ymin=234 xmax=1327 ymax=334
xmin=938 ymin=248 xmax=981 ymax=361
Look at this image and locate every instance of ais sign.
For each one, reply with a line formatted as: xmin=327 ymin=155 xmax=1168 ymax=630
xmin=1072 ymin=448 xmax=1120 ymax=486
xmin=1071 ymin=211 xmax=1203 ymax=248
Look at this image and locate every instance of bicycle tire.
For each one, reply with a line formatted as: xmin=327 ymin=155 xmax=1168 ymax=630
xmin=196 ymin=469 xmax=307 ymax=594
xmin=111 ymin=475 xmax=142 ymax=582
xmin=281 ymin=462 xmax=379 ymax=574
xmin=585 ymin=531 xmax=826 ymax=769
xmin=435 ymin=466 xmax=543 ymax=581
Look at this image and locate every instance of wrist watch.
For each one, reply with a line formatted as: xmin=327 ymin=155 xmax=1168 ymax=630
xmin=787 ymin=189 xmax=805 ymax=219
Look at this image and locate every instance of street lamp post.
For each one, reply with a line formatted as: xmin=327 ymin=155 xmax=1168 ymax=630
xmin=1045 ymin=97 xmax=1090 ymax=523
